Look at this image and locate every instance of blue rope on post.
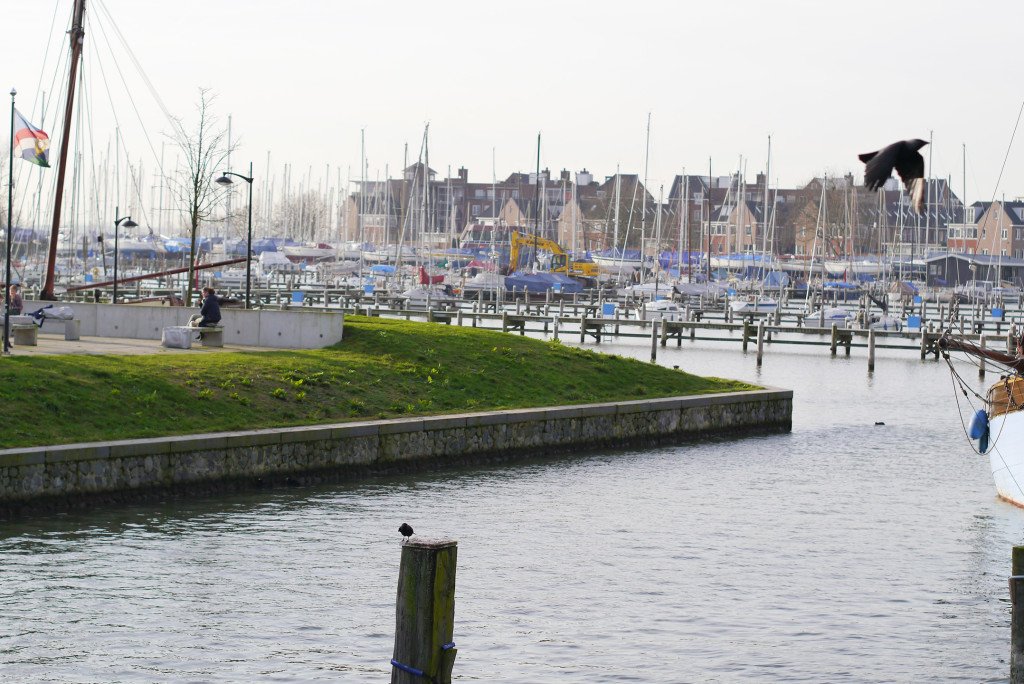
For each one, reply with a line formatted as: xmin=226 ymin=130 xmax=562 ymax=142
xmin=390 ymin=642 xmax=455 ymax=682
xmin=391 ymin=658 xmax=428 ymax=680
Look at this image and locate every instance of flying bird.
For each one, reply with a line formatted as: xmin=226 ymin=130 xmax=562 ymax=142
xmin=858 ymin=139 xmax=929 ymax=213
xmin=398 ymin=523 xmax=414 ymax=542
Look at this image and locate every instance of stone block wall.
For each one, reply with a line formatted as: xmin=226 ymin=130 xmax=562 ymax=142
xmin=0 ymin=389 xmax=792 ymax=514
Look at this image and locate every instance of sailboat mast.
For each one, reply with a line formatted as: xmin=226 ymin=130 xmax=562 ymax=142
xmin=41 ymin=0 xmax=86 ymax=300
xmin=762 ymin=136 xmax=771 ymax=256
xmin=706 ymin=158 xmax=712 ymax=281
xmin=533 ymin=133 xmax=541 ymax=237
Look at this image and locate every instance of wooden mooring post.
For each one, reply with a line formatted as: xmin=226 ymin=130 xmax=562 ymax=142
xmin=867 ymin=329 xmax=876 ymax=373
xmin=392 ymin=538 xmax=458 ymax=684
xmin=756 ymin=320 xmax=765 ymax=366
xmin=650 ymin=320 xmax=658 ymax=362
xmin=980 ymin=336 xmax=987 ymax=379
xmin=1011 ymin=545 xmax=1024 ymax=683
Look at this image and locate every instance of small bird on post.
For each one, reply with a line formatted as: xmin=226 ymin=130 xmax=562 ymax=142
xmin=858 ymin=138 xmax=929 ymax=213
xmin=398 ymin=523 xmax=414 ymax=542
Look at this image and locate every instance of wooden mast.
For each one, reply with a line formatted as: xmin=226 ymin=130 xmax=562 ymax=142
xmin=40 ymin=0 xmax=86 ymax=300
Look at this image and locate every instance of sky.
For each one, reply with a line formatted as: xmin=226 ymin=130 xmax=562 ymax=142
xmin=4 ymin=0 xmax=1024 ymax=219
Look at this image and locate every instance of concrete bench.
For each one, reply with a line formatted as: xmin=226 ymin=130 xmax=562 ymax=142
xmin=198 ymin=325 xmax=224 ymax=347
xmin=40 ymin=318 xmax=80 ymax=340
xmin=12 ymin=324 xmax=38 ymax=346
xmin=161 ymin=326 xmax=193 ymax=349
xmin=15 ymin=314 xmax=80 ymax=340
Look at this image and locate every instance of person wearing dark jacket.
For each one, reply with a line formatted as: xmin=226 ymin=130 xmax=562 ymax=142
xmin=187 ymin=287 xmax=222 ymax=337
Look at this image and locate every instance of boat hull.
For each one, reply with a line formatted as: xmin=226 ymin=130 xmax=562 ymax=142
xmin=988 ymin=411 xmax=1024 ymax=507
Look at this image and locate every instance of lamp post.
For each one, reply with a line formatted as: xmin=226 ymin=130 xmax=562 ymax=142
xmin=113 ymin=207 xmax=138 ymax=304
xmin=215 ymin=162 xmax=254 ymax=309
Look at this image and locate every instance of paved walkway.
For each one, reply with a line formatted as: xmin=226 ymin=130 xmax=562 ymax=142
xmin=5 ymin=332 xmax=262 ymax=356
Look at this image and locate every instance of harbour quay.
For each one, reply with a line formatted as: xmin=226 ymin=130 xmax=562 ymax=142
xmin=0 ymin=389 xmax=791 ymax=516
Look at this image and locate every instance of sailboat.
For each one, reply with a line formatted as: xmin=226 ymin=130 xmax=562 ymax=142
xmin=940 ymin=333 xmax=1024 ymax=507
xmin=729 ymin=142 xmax=778 ymax=316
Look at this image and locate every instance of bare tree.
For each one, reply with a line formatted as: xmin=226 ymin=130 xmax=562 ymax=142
xmin=167 ymin=88 xmax=235 ymax=305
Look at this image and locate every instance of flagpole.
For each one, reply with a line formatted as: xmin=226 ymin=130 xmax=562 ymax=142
xmin=5 ymin=88 xmax=15 ymax=355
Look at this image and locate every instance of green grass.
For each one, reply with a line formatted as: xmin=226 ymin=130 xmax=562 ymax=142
xmin=0 ymin=316 xmax=757 ymax=449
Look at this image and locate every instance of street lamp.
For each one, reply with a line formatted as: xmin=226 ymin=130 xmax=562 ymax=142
xmin=215 ymin=162 xmax=254 ymax=309
xmin=113 ymin=207 xmax=138 ymax=303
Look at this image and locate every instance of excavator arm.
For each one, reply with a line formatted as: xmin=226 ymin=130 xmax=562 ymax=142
xmin=508 ymin=230 xmax=598 ymax=278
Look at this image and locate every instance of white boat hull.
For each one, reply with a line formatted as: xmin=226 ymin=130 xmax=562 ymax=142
xmin=592 ymin=255 xmax=645 ymax=272
xmin=988 ymin=411 xmax=1024 ymax=507
xmin=729 ymin=297 xmax=778 ymax=314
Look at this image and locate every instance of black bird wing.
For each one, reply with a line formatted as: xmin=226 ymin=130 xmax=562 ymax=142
xmin=860 ymin=143 xmax=900 ymax=191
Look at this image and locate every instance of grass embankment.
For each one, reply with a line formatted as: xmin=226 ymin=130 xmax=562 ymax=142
xmin=0 ymin=316 xmax=757 ymax=448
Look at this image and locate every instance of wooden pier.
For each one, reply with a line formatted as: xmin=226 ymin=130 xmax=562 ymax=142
xmin=47 ymin=278 xmax=1024 ymax=368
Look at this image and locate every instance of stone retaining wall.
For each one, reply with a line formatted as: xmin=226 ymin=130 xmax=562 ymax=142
xmin=0 ymin=388 xmax=792 ymax=515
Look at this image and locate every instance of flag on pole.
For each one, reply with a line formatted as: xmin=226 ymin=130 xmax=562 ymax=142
xmin=13 ymin=109 xmax=50 ymax=168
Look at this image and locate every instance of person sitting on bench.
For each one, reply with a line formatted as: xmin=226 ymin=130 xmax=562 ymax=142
xmin=187 ymin=286 xmax=222 ymax=339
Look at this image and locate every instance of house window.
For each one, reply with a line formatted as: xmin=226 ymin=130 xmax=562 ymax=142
xmin=983 ymin=249 xmax=989 ymax=255
xmin=1002 ymin=249 xmax=1009 ymax=256
xmin=1003 ymin=229 xmax=1009 ymax=239
xmin=745 ymin=225 xmax=752 ymax=235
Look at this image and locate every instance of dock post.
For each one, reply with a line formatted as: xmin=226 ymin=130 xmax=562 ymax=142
xmin=650 ymin=320 xmax=658 ymax=362
xmin=756 ymin=320 xmax=765 ymax=366
xmin=501 ymin=312 xmax=508 ymax=333
xmin=920 ymin=329 xmax=929 ymax=360
xmin=1011 ymin=546 xmax=1024 ymax=683
xmin=579 ymin=313 xmax=587 ymax=344
xmin=660 ymin=317 xmax=669 ymax=347
xmin=559 ymin=299 xmax=564 ymax=317
xmin=553 ymin=317 xmax=560 ymax=341
xmin=868 ymin=329 xmax=876 ymax=373
xmin=391 ymin=538 xmax=458 ymax=684
xmin=742 ymin=320 xmax=751 ymax=352
xmin=819 ymin=307 xmax=826 ymax=329
xmin=830 ymin=323 xmax=839 ymax=356
xmin=980 ymin=336 xmax=987 ymax=379
xmin=456 ymin=310 xmax=463 ymax=327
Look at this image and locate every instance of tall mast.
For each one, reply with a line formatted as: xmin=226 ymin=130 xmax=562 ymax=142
xmin=706 ymin=158 xmax=712 ymax=281
xmin=41 ymin=0 xmax=86 ymax=300
xmin=533 ymin=133 xmax=541 ymax=237
xmin=641 ymin=112 xmax=651 ymax=274
xmin=762 ymin=136 xmax=771 ymax=255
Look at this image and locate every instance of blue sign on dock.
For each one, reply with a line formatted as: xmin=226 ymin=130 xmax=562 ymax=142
xmin=993 ymin=307 xmax=1004 ymax=318
xmin=291 ymin=291 xmax=305 ymax=304
xmin=907 ymin=315 xmax=922 ymax=329
xmin=602 ymin=303 xmax=616 ymax=317
xmin=363 ymin=284 xmax=374 ymax=295
xmin=913 ymin=295 xmax=922 ymax=304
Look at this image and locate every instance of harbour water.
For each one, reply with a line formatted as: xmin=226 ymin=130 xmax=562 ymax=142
xmin=0 ymin=333 xmax=1016 ymax=682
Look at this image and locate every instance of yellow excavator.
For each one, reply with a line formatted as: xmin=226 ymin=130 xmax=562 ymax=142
xmin=506 ymin=230 xmax=599 ymax=279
